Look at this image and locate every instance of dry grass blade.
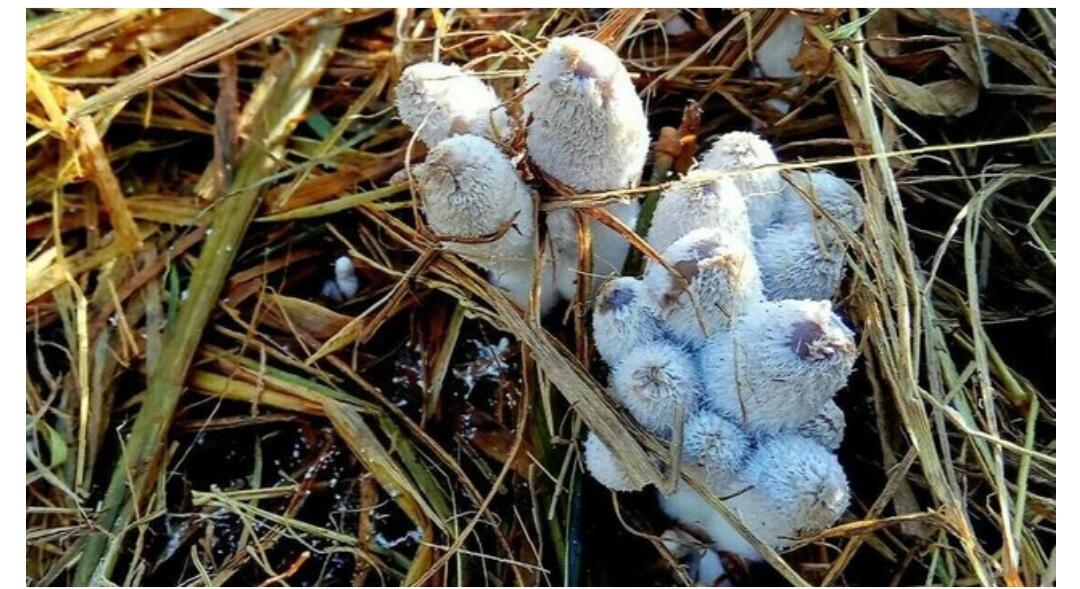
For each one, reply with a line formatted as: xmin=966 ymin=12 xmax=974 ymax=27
xmin=72 ymin=8 xmax=323 ymax=117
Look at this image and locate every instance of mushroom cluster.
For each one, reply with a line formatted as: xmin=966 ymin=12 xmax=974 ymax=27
xmin=393 ymin=35 xmax=864 ymax=569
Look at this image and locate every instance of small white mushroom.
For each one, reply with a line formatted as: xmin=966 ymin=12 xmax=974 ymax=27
xmin=776 ymin=170 xmax=864 ymax=231
xmin=488 ymin=257 xmax=560 ymax=315
xmin=794 ymin=399 xmax=846 ymax=451
xmin=753 ymin=12 xmax=805 ymax=80
xmin=546 ymin=201 xmax=640 ymax=300
xmin=754 ymin=222 xmax=847 ymax=300
xmin=647 ymin=171 xmax=752 ymax=254
xmin=583 ymin=430 xmax=644 ymax=492
xmin=696 ymin=132 xmax=785 ymax=235
xmin=395 ymin=62 xmax=510 ymax=147
xmin=682 ymin=410 xmax=750 ymax=485
xmin=321 ymin=255 xmax=360 ymax=303
xmin=659 ymin=434 xmax=849 ymax=561
xmin=592 ymin=276 xmax=661 ymax=366
xmin=642 ymin=228 xmax=764 ymax=347
xmin=611 ymin=341 xmax=701 ymax=437
xmin=412 ymin=134 xmax=535 ymax=269
xmin=699 ymin=299 xmax=857 ymax=433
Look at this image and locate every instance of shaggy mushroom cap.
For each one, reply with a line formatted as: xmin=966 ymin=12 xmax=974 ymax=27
xmin=744 ymin=433 xmax=850 ymax=536
xmin=611 ymin=341 xmax=702 ymax=436
xmin=754 ymin=221 xmax=847 ymax=301
xmin=413 ymin=135 xmax=535 ymax=268
xmin=696 ymin=131 xmax=786 ymax=235
xmin=700 ymin=299 xmax=856 ymax=433
xmin=682 ymin=410 xmax=750 ymax=484
xmin=583 ymin=431 xmax=643 ymax=492
xmin=523 ymin=35 xmax=649 ymax=192
xmin=642 ymin=228 xmax=764 ymax=347
xmin=793 ymin=399 xmax=846 ymax=451
xmin=777 ymin=169 xmax=864 ymax=231
xmin=592 ymin=276 xmax=661 ymax=366
xmin=647 ymin=171 xmax=753 ymax=253
xmin=395 ymin=62 xmax=510 ymax=147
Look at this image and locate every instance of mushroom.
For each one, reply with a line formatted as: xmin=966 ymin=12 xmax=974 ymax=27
xmin=776 ymin=169 xmax=864 ymax=231
xmin=321 ymin=255 xmax=360 ymax=303
xmin=699 ymin=299 xmax=856 ymax=433
xmin=793 ymin=399 xmax=846 ymax=451
xmin=682 ymin=410 xmax=750 ymax=485
xmin=592 ymin=276 xmax=661 ymax=366
xmin=611 ymin=340 xmax=702 ymax=436
xmin=647 ymin=171 xmax=752 ymax=254
xmin=488 ymin=256 xmax=560 ymax=315
xmin=642 ymin=228 xmax=764 ymax=347
xmin=395 ymin=62 xmax=510 ymax=147
xmin=754 ymin=222 xmax=848 ymax=300
xmin=583 ymin=430 xmax=644 ymax=492
xmin=696 ymin=132 xmax=786 ymax=235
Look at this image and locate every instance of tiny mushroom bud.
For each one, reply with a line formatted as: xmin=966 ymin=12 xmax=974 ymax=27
xmin=777 ymin=170 xmax=864 ymax=231
xmin=754 ymin=222 xmax=847 ymax=301
xmin=700 ymin=299 xmax=856 ymax=433
xmin=611 ymin=341 xmax=702 ymax=436
xmin=794 ymin=399 xmax=846 ymax=451
xmin=642 ymin=228 xmax=764 ymax=347
xmin=412 ymin=134 xmax=535 ymax=269
xmin=696 ymin=132 xmax=785 ymax=235
xmin=524 ymin=35 xmax=650 ymax=298
xmin=592 ymin=276 xmax=661 ymax=366
xmin=583 ymin=431 xmax=644 ymax=492
xmin=395 ymin=62 xmax=510 ymax=147
xmin=682 ymin=410 xmax=750 ymax=484
xmin=647 ymin=171 xmax=752 ymax=254
xmin=333 ymin=255 xmax=360 ymax=299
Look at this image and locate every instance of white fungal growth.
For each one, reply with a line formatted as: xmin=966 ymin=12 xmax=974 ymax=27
xmin=777 ymin=170 xmax=864 ymax=231
xmin=753 ymin=12 xmax=805 ymax=79
xmin=794 ymin=399 xmax=846 ymax=451
xmin=395 ymin=62 xmax=509 ymax=147
xmin=642 ymin=228 xmax=764 ymax=347
xmin=583 ymin=431 xmax=643 ymax=492
xmin=743 ymin=433 xmax=850 ymax=541
xmin=412 ymin=135 xmax=535 ymax=268
xmin=523 ymin=35 xmax=649 ymax=192
xmin=488 ymin=257 xmax=560 ymax=315
xmin=697 ymin=132 xmax=785 ymax=235
xmin=592 ymin=276 xmax=660 ymax=366
xmin=334 ymin=256 xmax=359 ymax=298
xmin=525 ymin=35 xmax=649 ymax=297
xmin=660 ymin=434 xmax=849 ymax=561
xmin=611 ymin=341 xmax=701 ymax=436
xmin=683 ymin=410 xmax=750 ymax=484
xmin=754 ymin=222 xmax=847 ymax=300
xmin=647 ymin=171 xmax=752 ymax=253
xmin=700 ymin=299 xmax=857 ymax=433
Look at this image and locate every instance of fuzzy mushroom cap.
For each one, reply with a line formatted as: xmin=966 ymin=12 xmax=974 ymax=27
xmin=795 ymin=399 xmax=846 ymax=451
xmin=583 ymin=431 xmax=643 ymax=492
xmin=395 ymin=62 xmax=509 ymax=147
xmin=592 ymin=276 xmax=660 ymax=365
xmin=777 ymin=170 xmax=864 ymax=231
xmin=745 ymin=433 xmax=850 ymax=534
xmin=642 ymin=227 xmax=764 ymax=347
xmin=683 ymin=410 xmax=750 ymax=482
xmin=755 ymin=221 xmax=847 ymax=301
xmin=700 ymin=299 xmax=856 ymax=433
xmin=413 ymin=134 xmax=535 ymax=267
xmin=523 ymin=35 xmax=649 ymax=193
xmin=611 ymin=341 xmax=702 ymax=436
xmin=696 ymin=131 xmax=785 ymax=234
xmin=647 ymin=171 xmax=752 ymax=253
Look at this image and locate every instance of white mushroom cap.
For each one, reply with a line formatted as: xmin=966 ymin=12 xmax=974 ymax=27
xmin=611 ymin=340 xmax=702 ymax=436
xmin=794 ymin=399 xmax=846 ymax=451
xmin=647 ymin=171 xmax=752 ymax=254
xmin=754 ymin=221 xmax=847 ymax=301
xmin=488 ymin=256 xmax=560 ymax=315
xmin=744 ymin=433 xmax=850 ymax=537
xmin=642 ymin=228 xmax=764 ymax=347
xmin=700 ymin=299 xmax=856 ymax=433
xmin=777 ymin=170 xmax=864 ymax=231
xmin=583 ymin=430 xmax=644 ymax=492
xmin=413 ymin=134 xmax=535 ymax=268
xmin=696 ymin=132 xmax=785 ymax=235
xmin=683 ymin=410 xmax=750 ymax=484
xmin=592 ymin=276 xmax=661 ymax=366
xmin=523 ymin=35 xmax=649 ymax=193
xmin=546 ymin=199 xmax=640 ymax=301
xmin=395 ymin=62 xmax=510 ymax=147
